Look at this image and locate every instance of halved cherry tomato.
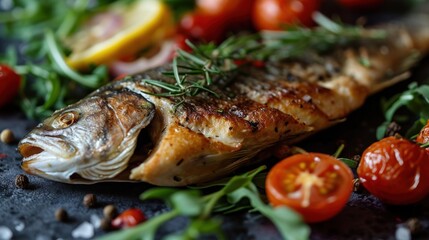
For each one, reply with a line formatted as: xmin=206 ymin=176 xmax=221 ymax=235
xmin=253 ymin=0 xmax=321 ymax=31
xmin=338 ymin=0 xmax=383 ymax=8
xmin=111 ymin=208 xmax=146 ymax=229
xmin=358 ymin=136 xmax=429 ymax=205
xmin=0 ymin=64 xmax=21 ymax=108
xmin=266 ymin=153 xmax=353 ymax=223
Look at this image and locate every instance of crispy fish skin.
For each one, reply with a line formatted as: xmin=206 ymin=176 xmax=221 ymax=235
xmin=19 ymin=13 xmax=429 ymax=186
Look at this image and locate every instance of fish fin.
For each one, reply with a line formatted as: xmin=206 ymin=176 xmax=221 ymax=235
xmin=370 ymin=71 xmax=411 ymax=94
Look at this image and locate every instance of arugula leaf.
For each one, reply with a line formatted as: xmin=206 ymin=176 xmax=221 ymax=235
xmin=171 ymin=190 xmax=203 ymax=216
xmin=164 ymin=218 xmax=225 ymax=240
xmin=227 ymin=184 xmax=310 ymax=240
xmin=377 ymin=82 xmax=429 ymax=139
xmin=0 ymin=0 xmax=112 ymax=119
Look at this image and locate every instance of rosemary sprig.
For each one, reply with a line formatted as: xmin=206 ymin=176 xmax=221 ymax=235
xmin=142 ymin=13 xmax=386 ymax=102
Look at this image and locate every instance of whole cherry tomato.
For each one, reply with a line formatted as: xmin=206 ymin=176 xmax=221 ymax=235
xmin=179 ymin=0 xmax=255 ymax=43
xmin=338 ymin=0 xmax=383 ymax=8
xmin=196 ymin=0 xmax=255 ymax=30
xmin=266 ymin=153 xmax=353 ymax=223
xmin=0 ymin=64 xmax=21 ymax=108
xmin=179 ymin=12 xmax=226 ymax=43
xmin=358 ymin=136 xmax=429 ymax=205
xmin=253 ymin=0 xmax=321 ymax=31
xmin=111 ymin=208 xmax=146 ymax=229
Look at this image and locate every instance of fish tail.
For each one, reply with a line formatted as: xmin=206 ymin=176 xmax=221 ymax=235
xmin=341 ymin=11 xmax=429 ymax=95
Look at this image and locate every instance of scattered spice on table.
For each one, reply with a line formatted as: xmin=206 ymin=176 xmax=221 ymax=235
xmin=14 ymin=174 xmax=29 ymax=189
xmin=83 ymin=194 xmax=97 ymax=208
xmin=55 ymin=208 xmax=68 ymax=222
xmin=103 ymin=205 xmax=118 ymax=219
xmin=100 ymin=218 xmax=112 ymax=231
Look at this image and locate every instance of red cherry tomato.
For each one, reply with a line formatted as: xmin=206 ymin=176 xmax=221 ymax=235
xmin=358 ymin=136 xmax=429 ymax=205
xmin=179 ymin=12 xmax=226 ymax=43
xmin=266 ymin=153 xmax=354 ymax=223
xmin=253 ymin=0 xmax=321 ymax=31
xmin=0 ymin=64 xmax=21 ymax=108
xmin=196 ymin=0 xmax=255 ymax=30
xmin=179 ymin=0 xmax=255 ymax=43
xmin=111 ymin=208 xmax=146 ymax=229
xmin=338 ymin=0 xmax=383 ymax=8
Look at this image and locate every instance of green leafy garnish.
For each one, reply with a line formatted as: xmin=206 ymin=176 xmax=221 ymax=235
xmin=0 ymin=0 xmax=113 ymax=119
xmin=377 ymin=82 xmax=429 ymax=139
xmin=98 ymin=166 xmax=310 ymax=240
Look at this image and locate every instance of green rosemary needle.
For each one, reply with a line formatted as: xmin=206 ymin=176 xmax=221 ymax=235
xmin=142 ymin=13 xmax=386 ymax=103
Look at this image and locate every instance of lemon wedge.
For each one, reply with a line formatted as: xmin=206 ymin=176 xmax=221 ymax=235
xmin=65 ymin=0 xmax=173 ymax=70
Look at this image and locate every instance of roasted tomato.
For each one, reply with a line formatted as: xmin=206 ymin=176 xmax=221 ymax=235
xmin=111 ymin=208 xmax=146 ymax=229
xmin=266 ymin=153 xmax=353 ymax=223
xmin=253 ymin=0 xmax=321 ymax=31
xmin=0 ymin=64 xmax=21 ymax=108
xmin=338 ymin=0 xmax=383 ymax=8
xmin=358 ymin=136 xmax=429 ymax=205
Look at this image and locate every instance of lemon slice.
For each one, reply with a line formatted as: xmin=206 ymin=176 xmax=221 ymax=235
xmin=65 ymin=0 xmax=173 ymax=70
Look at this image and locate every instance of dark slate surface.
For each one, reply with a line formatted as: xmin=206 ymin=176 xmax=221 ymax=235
xmin=1 ymin=58 xmax=429 ymax=239
xmin=1 ymin=2 xmax=429 ymax=239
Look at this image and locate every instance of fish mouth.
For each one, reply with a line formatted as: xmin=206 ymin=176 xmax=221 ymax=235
xmin=19 ymin=143 xmax=44 ymax=159
xmin=18 ymin=135 xmax=78 ymax=177
xmin=19 ymin=134 xmax=77 ymax=159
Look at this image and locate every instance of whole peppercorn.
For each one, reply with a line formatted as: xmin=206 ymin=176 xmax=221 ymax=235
xmin=83 ymin=193 xmax=97 ymax=208
xmin=1 ymin=129 xmax=15 ymax=144
xmin=15 ymin=174 xmax=29 ymax=189
xmin=100 ymin=218 xmax=112 ymax=231
xmin=55 ymin=208 xmax=68 ymax=222
xmin=103 ymin=205 xmax=118 ymax=219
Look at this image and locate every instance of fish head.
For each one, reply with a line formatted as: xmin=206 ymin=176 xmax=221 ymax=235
xmin=18 ymin=88 xmax=155 ymax=183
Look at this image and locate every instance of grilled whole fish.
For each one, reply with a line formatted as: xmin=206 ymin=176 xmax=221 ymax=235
xmin=18 ymin=13 xmax=429 ymax=186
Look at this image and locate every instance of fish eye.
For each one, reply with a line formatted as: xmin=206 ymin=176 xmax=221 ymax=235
xmin=53 ymin=111 xmax=79 ymax=129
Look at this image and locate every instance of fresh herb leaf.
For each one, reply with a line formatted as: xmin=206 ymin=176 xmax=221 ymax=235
xmin=164 ymin=218 xmax=225 ymax=240
xmin=1 ymin=0 xmax=113 ymax=119
xmin=171 ymin=190 xmax=203 ymax=216
xmin=227 ymin=184 xmax=310 ymax=240
xmin=377 ymin=82 xmax=429 ymax=139
xmin=339 ymin=158 xmax=359 ymax=169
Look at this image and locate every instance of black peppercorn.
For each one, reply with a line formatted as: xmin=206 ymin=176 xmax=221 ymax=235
xmin=55 ymin=208 xmax=68 ymax=222
xmin=100 ymin=218 xmax=111 ymax=231
xmin=15 ymin=174 xmax=29 ymax=189
xmin=103 ymin=204 xmax=118 ymax=219
xmin=83 ymin=193 xmax=97 ymax=208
